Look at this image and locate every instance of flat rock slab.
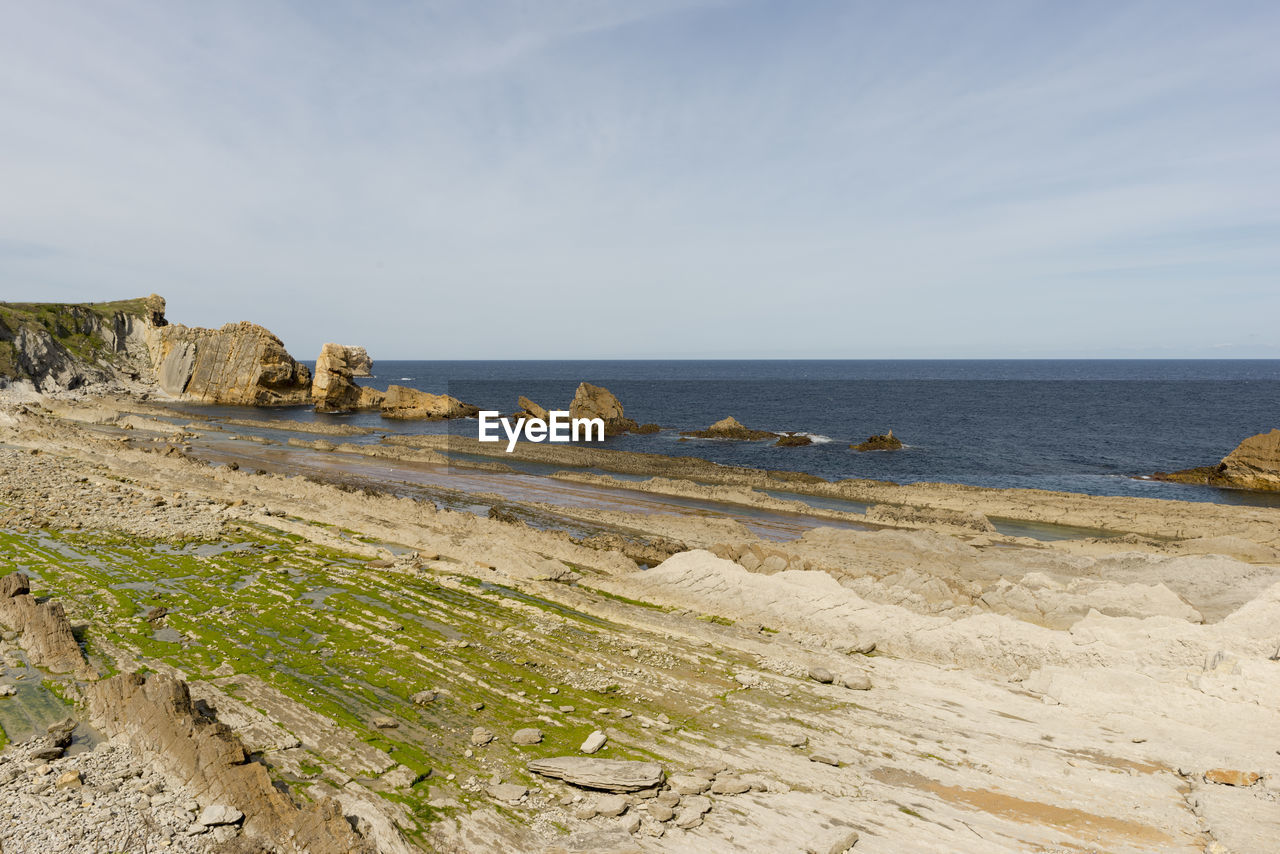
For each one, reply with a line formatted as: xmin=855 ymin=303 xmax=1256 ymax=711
xmin=541 ymin=830 xmax=642 ymax=854
xmin=198 ymin=804 xmax=243 ymax=827
xmin=528 ymin=757 xmax=665 ymax=792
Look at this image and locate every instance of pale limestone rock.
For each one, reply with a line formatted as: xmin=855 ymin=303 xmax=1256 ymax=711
xmin=527 ymin=757 xmax=664 ymax=792
xmin=569 ymin=383 xmax=637 ymax=436
xmin=379 ymin=385 xmax=479 ymax=420
xmin=312 ymin=343 xmax=382 ymax=413
xmin=148 ymin=321 xmax=311 ymax=406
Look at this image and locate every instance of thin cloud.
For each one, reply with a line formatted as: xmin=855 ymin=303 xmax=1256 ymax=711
xmin=0 ymin=1 xmax=1276 ymax=358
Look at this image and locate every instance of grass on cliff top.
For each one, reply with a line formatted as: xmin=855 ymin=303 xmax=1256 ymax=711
xmin=0 ymin=297 xmax=153 ymax=319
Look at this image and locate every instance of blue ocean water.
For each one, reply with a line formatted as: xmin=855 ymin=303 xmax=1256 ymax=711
xmin=208 ymin=360 xmax=1280 ymax=506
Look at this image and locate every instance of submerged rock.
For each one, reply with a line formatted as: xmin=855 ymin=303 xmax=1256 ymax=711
xmin=527 ymin=757 xmax=665 ymax=792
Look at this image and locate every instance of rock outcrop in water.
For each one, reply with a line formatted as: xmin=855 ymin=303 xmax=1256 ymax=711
xmin=570 ymin=383 xmax=638 ymax=436
xmin=312 ymin=343 xmax=384 ymax=413
xmin=681 ymin=416 xmax=776 ymax=441
xmin=1221 ymin=429 xmax=1280 ymax=490
xmin=344 ymin=346 xmax=373 ymax=377
xmin=517 ymin=395 xmax=549 ymax=421
xmin=380 ymin=385 xmax=480 ymax=420
xmin=89 ymin=672 xmax=372 ymax=854
xmin=852 ymin=430 xmax=903 ymax=451
xmin=1156 ymin=428 xmax=1280 ymax=492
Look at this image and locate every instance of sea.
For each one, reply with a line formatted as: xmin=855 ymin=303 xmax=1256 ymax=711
xmin=186 ymin=360 xmax=1280 ymax=507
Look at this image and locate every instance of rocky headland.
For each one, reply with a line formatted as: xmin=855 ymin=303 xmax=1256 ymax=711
xmin=1155 ymin=428 xmax=1280 ymax=492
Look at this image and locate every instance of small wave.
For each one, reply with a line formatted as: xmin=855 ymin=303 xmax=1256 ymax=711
xmin=795 ymin=433 xmax=833 ymax=444
xmin=400 ymin=377 xmax=412 ymax=381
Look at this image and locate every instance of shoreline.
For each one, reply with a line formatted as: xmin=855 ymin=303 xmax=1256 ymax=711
xmin=1 ymin=394 xmax=1279 ymax=852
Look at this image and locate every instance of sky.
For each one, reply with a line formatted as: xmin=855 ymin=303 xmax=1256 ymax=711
xmin=1 ymin=0 xmax=1277 ymax=359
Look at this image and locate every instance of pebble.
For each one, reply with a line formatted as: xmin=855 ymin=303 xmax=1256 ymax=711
xmin=580 ymin=731 xmax=608 ymax=754
xmin=512 ymin=728 xmax=543 ymax=746
xmin=808 ymin=667 xmax=835 ymax=684
xmin=593 ymin=794 xmax=629 ymax=817
xmin=668 ymin=775 xmax=711 ymax=795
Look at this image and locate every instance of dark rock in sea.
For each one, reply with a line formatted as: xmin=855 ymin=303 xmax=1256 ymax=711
xmin=851 ymin=430 xmax=903 ymax=452
xmin=681 ymin=416 xmax=776 ymax=441
xmin=774 ymin=433 xmax=812 ymax=447
xmin=634 ymin=423 xmax=661 ymax=434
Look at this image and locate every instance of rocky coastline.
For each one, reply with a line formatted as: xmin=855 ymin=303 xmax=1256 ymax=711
xmin=1 ymin=298 xmax=1279 ymax=853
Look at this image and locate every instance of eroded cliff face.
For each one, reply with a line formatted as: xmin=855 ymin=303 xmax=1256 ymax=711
xmin=311 ymin=343 xmax=383 ymax=413
xmin=1220 ymin=429 xmax=1280 ymax=491
xmin=0 ymin=297 xmax=157 ymax=392
xmin=147 ymin=320 xmax=312 ymax=406
xmin=0 ymin=572 xmax=95 ymax=677
xmin=0 ymin=294 xmax=314 ymax=407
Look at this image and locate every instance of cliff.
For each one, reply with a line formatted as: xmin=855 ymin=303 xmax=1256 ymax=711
xmin=0 ymin=296 xmax=159 ymax=392
xmin=148 ymin=320 xmax=311 ymax=406
xmin=0 ymin=294 xmax=313 ymax=406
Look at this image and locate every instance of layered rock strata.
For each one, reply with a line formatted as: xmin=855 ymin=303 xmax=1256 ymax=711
xmin=380 ymin=385 xmax=480 ymax=420
xmin=570 ymin=383 xmax=638 ymax=436
xmin=147 ymin=320 xmax=312 ymax=406
xmin=0 ymin=571 xmax=94 ymax=676
xmin=1157 ymin=429 xmax=1280 ymax=492
xmin=312 ymin=343 xmax=384 ymax=413
xmin=89 ymin=672 xmax=371 ymax=854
